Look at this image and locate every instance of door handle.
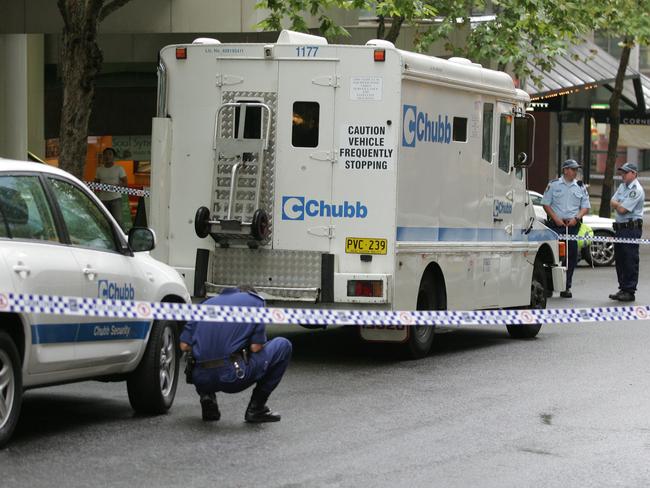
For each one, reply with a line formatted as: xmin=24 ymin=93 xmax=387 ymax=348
xmin=12 ymin=263 xmax=31 ymax=278
xmin=82 ymin=267 xmax=96 ymax=280
xmin=493 ymin=217 xmax=503 ymax=223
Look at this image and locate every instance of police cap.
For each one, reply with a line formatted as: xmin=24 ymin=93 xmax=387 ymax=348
xmin=618 ymin=162 xmax=638 ymax=173
xmin=561 ymin=159 xmax=581 ymax=170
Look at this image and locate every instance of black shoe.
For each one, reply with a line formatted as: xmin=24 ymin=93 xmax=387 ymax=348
xmin=245 ymin=404 xmax=281 ymax=423
xmin=617 ymin=291 xmax=635 ymax=302
xmin=559 ymin=289 xmax=572 ymax=298
xmin=609 ymin=290 xmax=624 ymax=300
xmin=245 ymin=387 xmax=281 ymax=423
xmin=200 ymin=394 xmax=220 ymax=421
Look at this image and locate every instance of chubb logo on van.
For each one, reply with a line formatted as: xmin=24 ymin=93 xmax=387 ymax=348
xmin=282 ymin=196 xmax=368 ymax=221
xmin=98 ymin=280 xmax=135 ymax=300
xmin=402 ymin=104 xmax=452 ymax=147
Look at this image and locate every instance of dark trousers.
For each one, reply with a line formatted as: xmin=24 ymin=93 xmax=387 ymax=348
xmin=614 ymin=227 xmax=642 ymax=292
xmin=101 ymin=198 xmax=122 ymax=227
xmin=193 ymin=337 xmax=292 ymax=396
xmin=548 ymin=223 xmax=579 ymax=289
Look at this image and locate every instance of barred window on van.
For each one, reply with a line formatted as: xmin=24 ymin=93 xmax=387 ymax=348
xmin=292 ymin=102 xmax=320 ymax=148
xmin=234 ymin=103 xmax=262 ymax=139
xmin=482 ymin=103 xmax=494 ymax=163
xmin=453 ymin=117 xmax=468 ymax=142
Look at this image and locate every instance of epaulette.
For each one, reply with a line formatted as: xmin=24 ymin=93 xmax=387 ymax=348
xmin=577 ymin=180 xmax=584 ymax=187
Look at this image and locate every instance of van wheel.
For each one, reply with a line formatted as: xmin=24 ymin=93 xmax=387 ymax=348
xmin=127 ymin=320 xmax=179 ymax=414
xmin=403 ymin=280 xmax=437 ymax=359
xmin=507 ymin=262 xmax=545 ymax=339
xmin=0 ymin=331 xmax=22 ymax=449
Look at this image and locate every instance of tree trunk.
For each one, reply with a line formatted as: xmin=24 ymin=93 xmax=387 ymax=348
xmin=385 ymin=16 xmax=404 ymax=44
xmin=600 ymin=39 xmax=632 ymax=217
xmin=57 ymin=1 xmax=104 ymax=178
xmin=377 ymin=15 xmax=386 ymax=39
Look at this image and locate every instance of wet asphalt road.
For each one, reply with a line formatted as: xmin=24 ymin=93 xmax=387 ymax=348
xmin=2 ymin=250 xmax=650 ymax=487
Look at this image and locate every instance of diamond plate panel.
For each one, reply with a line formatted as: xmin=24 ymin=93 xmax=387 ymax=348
xmin=211 ymin=248 xmax=322 ymax=289
xmin=213 ymin=92 xmax=277 ymax=242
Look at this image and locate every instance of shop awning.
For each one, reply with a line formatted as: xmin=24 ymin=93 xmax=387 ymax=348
xmin=526 ymin=40 xmax=649 ymax=113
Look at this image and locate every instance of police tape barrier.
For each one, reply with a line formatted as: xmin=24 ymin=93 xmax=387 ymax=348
xmin=1 ymin=292 xmax=649 ymax=327
xmin=86 ymin=181 xmax=150 ymax=198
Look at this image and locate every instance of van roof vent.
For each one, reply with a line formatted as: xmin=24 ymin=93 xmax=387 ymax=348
xmin=365 ymin=39 xmax=395 ymax=49
xmin=192 ymin=38 xmax=221 ymax=45
xmin=448 ymin=57 xmax=474 ymax=66
xmin=276 ymin=29 xmax=328 ymax=45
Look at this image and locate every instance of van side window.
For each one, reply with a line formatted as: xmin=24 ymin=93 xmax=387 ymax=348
xmin=0 ymin=175 xmax=58 ymax=241
xmin=498 ymin=114 xmax=512 ymax=173
xmin=234 ymin=103 xmax=262 ymax=139
xmin=292 ymin=101 xmax=319 ymax=148
xmin=452 ymin=117 xmax=467 ymax=142
xmin=482 ymin=103 xmax=494 ymax=163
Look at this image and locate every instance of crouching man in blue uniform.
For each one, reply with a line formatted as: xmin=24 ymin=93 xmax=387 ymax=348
xmin=179 ymin=286 xmax=292 ymax=423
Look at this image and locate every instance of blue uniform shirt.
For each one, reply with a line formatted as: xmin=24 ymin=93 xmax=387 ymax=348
xmin=541 ymin=177 xmax=590 ymax=220
xmin=612 ymin=178 xmax=645 ymax=222
xmin=180 ymin=288 xmax=266 ymax=362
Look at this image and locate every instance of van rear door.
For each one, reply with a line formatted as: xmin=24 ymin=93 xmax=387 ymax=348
xmin=273 ymin=58 xmax=337 ymax=252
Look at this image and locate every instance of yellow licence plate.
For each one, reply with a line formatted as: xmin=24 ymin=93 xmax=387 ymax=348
xmin=345 ymin=237 xmax=387 ymax=255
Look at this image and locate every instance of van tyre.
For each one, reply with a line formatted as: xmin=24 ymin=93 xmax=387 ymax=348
xmin=507 ymin=262 xmax=545 ymax=339
xmin=403 ymin=280 xmax=438 ymax=359
xmin=127 ymin=320 xmax=179 ymax=414
xmin=0 ymin=332 xmax=22 ymax=449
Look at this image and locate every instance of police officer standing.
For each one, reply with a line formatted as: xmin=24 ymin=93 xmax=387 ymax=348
xmin=179 ymin=286 xmax=292 ymax=423
xmin=542 ymin=159 xmax=591 ymax=298
xmin=609 ymin=162 xmax=645 ymax=302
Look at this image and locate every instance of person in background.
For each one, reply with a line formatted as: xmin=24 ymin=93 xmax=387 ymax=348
xmin=609 ymin=162 xmax=645 ymax=302
xmin=541 ymin=159 xmax=591 ymax=298
xmin=180 ymin=286 xmax=292 ymax=423
xmin=95 ymin=147 xmax=127 ymax=227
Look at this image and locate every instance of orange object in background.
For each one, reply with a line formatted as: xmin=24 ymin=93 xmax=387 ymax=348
xmin=45 ymin=135 xmax=151 ymax=221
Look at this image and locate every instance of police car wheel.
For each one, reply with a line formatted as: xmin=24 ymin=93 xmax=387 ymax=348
xmin=507 ymin=263 xmax=545 ymax=339
xmin=127 ymin=320 xmax=179 ymax=414
xmin=403 ymin=280 xmax=437 ymax=359
xmin=584 ymin=230 xmax=615 ymax=267
xmin=0 ymin=332 xmax=22 ymax=449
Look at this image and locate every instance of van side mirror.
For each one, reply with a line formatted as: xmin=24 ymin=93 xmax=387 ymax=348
xmin=128 ymin=227 xmax=156 ymax=252
xmin=514 ymin=114 xmax=535 ymax=168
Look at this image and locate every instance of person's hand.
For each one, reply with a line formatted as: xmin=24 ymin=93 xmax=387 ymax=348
xmin=250 ymin=343 xmax=263 ymax=353
xmin=566 ymin=218 xmax=577 ymax=227
xmin=553 ymin=216 xmax=565 ymax=227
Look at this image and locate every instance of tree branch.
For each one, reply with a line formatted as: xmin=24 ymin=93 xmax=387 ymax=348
xmin=99 ymin=0 xmax=133 ymax=22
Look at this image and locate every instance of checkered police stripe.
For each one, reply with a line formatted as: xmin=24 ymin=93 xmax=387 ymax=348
xmin=86 ymin=181 xmax=150 ymax=197
xmin=0 ymin=292 xmax=648 ymax=327
xmin=561 ymin=234 xmax=650 ymax=246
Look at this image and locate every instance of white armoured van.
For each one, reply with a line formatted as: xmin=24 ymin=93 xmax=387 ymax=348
xmin=150 ymin=30 xmax=566 ymax=357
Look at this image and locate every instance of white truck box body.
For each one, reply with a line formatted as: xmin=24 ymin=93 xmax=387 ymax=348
xmin=151 ymin=32 xmax=564 ymax=343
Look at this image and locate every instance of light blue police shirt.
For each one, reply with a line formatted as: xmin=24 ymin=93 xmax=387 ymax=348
xmin=612 ymin=178 xmax=645 ymax=222
xmin=541 ymin=177 xmax=590 ymax=220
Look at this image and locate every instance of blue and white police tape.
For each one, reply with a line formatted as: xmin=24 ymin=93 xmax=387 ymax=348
xmin=1 ymin=292 xmax=649 ymax=327
xmin=560 ymin=234 xmax=650 ymax=246
xmin=86 ymin=181 xmax=150 ymax=198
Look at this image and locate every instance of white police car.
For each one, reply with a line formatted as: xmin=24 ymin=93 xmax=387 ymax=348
xmin=528 ymin=190 xmax=616 ymax=266
xmin=0 ymin=159 xmax=191 ymax=447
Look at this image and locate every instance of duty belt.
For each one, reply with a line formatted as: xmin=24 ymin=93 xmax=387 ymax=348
xmin=196 ymin=349 xmax=249 ymax=378
xmin=613 ymin=219 xmax=643 ymax=231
